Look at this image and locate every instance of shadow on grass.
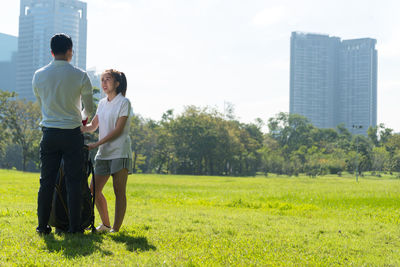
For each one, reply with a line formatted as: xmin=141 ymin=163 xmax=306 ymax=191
xmin=110 ymin=233 xmax=156 ymax=252
xmin=43 ymin=233 xmax=112 ymax=258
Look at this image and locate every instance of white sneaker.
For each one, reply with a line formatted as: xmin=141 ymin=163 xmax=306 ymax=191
xmin=96 ymin=224 xmax=111 ymax=233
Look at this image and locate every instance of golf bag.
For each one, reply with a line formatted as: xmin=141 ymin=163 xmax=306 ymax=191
xmin=48 ymin=145 xmax=96 ymax=232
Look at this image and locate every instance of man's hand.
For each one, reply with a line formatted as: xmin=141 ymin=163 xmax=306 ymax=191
xmin=82 ymin=117 xmax=88 ymax=126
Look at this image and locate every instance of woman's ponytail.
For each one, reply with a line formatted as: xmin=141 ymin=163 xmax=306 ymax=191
xmin=117 ymin=72 xmax=127 ymax=96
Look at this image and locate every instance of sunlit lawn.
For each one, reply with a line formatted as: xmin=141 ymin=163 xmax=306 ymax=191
xmin=1 ymin=169 xmax=400 ymax=266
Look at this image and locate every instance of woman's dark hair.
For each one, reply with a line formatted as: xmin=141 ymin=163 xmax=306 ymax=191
xmin=104 ymin=69 xmax=127 ymax=96
xmin=51 ymin=33 xmax=73 ymax=55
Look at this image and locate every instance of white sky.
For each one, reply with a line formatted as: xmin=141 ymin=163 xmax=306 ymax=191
xmin=1 ymin=0 xmax=400 ymax=131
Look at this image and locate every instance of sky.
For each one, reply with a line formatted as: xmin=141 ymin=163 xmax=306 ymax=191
xmin=1 ymin=0 xmax=400 ymax=131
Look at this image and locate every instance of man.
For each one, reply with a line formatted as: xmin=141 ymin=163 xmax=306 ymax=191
xmin=33 ymin=33 xmax=94 ymax=234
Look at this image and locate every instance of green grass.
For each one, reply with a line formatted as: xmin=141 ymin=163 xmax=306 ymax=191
xmin=1 ymin=169 xmax=400 ymax=266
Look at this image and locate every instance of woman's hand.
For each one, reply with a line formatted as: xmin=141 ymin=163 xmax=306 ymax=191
xmin=88 ymin=116 xmax=127 ymax=151
xmin=81 ymin=115 xmax=99 ymax=133
xmin=88 ymin=143 xmax=99 ymax=150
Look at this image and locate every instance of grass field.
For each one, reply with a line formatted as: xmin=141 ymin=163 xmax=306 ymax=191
xmin=1 ymin=170 xmax=400 ymax=266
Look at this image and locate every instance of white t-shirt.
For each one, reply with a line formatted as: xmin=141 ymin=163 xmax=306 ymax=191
xmin=95 ymin=93 xmax=133 ymax=160
xmin=32 ymin=60 xmax=93 ymax=129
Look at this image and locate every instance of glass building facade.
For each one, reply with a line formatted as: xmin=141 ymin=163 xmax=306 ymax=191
xmin=289 ymin=32 xmax=377 ymax=135
xmin=16 ymin=0 xmax=87 ymax=101
xmin=339 ymin=39 xmax=377 ymax=135
xmin=0 ymin=33 xmax=18 ymax=93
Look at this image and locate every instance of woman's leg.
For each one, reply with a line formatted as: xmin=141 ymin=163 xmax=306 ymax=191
xmin=90 ymin=175 xmax=111 ymax=227
xmin=111 ymin=168 xmax=128 ymax=231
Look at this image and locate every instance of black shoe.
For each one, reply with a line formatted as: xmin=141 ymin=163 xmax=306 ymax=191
xmin=36 ymin=225 xmax=51 ymax=235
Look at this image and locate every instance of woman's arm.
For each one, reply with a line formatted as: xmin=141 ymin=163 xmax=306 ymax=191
xmin=88 ymin=116 xmax=128 ymax=150
xmin=81 ymin=114 xmax=99 ymax=133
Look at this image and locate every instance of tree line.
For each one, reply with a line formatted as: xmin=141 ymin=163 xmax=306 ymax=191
xmin=1 ymin=89 xmax=400 ymax=176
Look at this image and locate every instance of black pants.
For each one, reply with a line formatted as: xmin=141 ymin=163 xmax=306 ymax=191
xmin=37 ymin=127 xmax=84 ymax=232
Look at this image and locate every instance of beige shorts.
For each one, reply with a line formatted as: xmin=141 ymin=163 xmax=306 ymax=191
xmin=94 ymin=158 xmax=133 ymax=175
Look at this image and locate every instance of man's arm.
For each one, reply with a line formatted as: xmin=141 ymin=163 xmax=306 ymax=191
xmin=81 ymin=94 xmax=94 ymax=118
xmin=32 ymin=74 xmax=42 ymax=108
xmin=81 ymin=73 xmax=94 ymax=118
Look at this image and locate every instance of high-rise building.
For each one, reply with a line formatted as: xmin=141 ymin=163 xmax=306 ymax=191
xmin=289 ymin=32 xmax=377 ymax=135
xmin=289 ymin=33 xmax=340 ymax=129
xmin=16 ymin=0 xmax=87 ymax=101
xmin=0 ymin=33 xmax=18 ymax=62
xmin=0 ymin=33 xmax=18 ymax=94
xmin=339 ymin=38 xmax=377 ymax=135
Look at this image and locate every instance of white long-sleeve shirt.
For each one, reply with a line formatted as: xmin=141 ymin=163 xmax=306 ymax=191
xmin=32 ymin=60 xmax=94 ymax=129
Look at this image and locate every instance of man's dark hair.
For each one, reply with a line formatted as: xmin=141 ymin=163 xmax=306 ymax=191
xmin=50 ymin=33 xmax=73 ymax=55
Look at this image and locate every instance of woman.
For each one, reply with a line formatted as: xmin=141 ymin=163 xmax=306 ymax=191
xmin=82 ymin=69 xmax=132 ymax=233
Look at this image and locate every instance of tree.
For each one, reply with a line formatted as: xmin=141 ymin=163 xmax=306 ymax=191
xmin=368 ymin=124 xmax=393 ymax=147
xmin=0 ymin=90 xmax=16 ymax=161
xmin=371 ymin=146 xmax=390 ymax=173
xmin=346 ymin=135 xmax=372 ymax=174
xmin=268 ymin=112 xmax=314 ymax=157
xmin=3 ymin=99 xmax=42 ymax=171
xmin=150 ymin=111 xmax=176 ymax=174
xmin=237 ymin=122 xmax=263 ymax=175
xmin=367 ymin=125 xmax=379 ymax=147
xmin=260 ymin=136 xmax=284 ymax=175
xmin=130 ymin=115 xmax=151 ymax=173
xmin=128 ymin=116 xmax=160 ymax=173
xmin=384 ymin=134 xmax=400 ymax=173
xmin=335 ymin=124 xmax=352 ymax=152
xmin=170 ymin=106 xmax=220 ymax=175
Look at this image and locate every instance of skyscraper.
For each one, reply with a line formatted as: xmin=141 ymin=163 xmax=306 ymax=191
xmin=16 ymin=0 xmax=87 ymax=101
xmin=289 ymin=32 xmax=377 ymax=135
xmin=289 ymin=32 xmax=340 ymax=129
xmin=339 ymin=38 xmax=377 ymax=135
xmin=0 ymin=33 xmax=18 ymax=93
